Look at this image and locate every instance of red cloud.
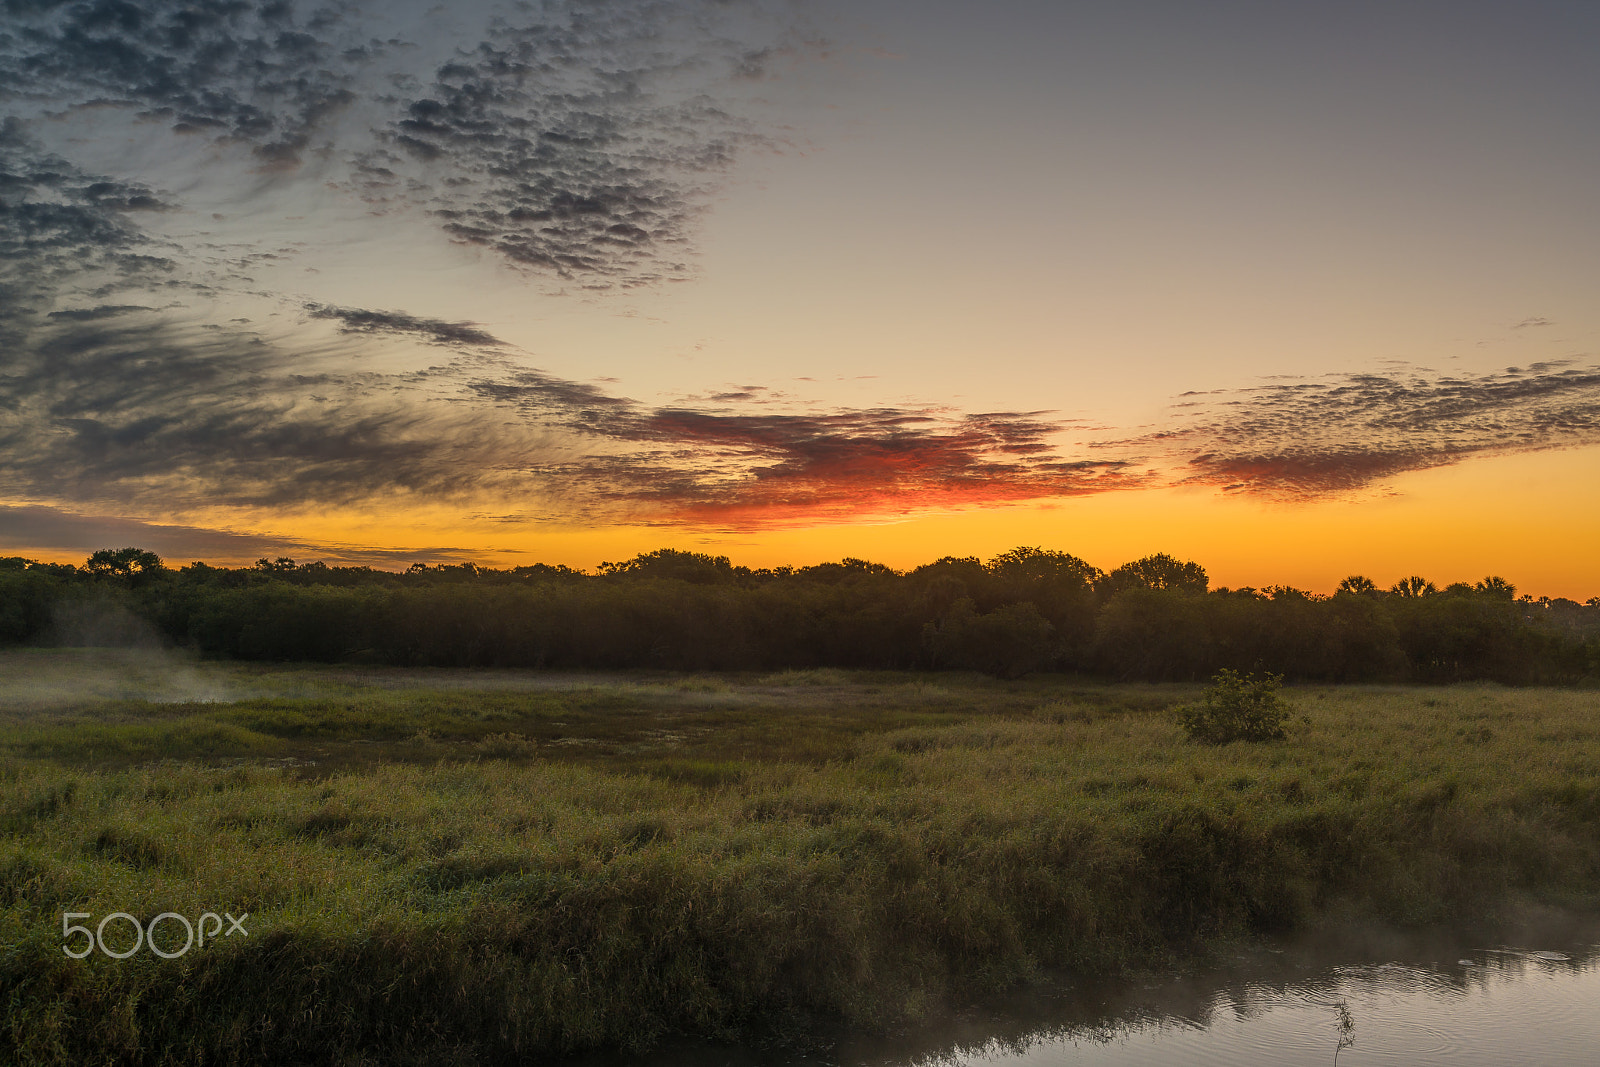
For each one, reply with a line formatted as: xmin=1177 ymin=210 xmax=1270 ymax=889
xmin=564 ymin=408 xmax=1141 ymax=526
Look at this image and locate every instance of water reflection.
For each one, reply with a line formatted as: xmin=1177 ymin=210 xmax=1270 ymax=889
xmin=926 ymin=951 xmax=1599 ymax=1066
xmin=611 ymin=912 xmax=1600 ymax=1067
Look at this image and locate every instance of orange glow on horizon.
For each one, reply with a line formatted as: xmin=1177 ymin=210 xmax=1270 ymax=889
xmin=8 ymin=445 xmax=1597 ymax=601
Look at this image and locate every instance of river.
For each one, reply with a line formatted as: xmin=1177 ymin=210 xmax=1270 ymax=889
xmin=605 ymin=910 xmax=1600 ymax=1067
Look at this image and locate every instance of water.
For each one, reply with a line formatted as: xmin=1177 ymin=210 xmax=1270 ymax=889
xmin=940 ymin=952 xmax=1600 ymax=1066
xmin=614 ymin=912 xmax=1600 ymax=1067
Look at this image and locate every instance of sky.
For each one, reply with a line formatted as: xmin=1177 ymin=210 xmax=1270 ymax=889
xmin=2 ymin=0 xmax=1599 ymax=596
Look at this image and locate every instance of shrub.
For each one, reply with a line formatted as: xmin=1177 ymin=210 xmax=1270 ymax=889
xmin=1177 ymin=668 xmax=1293 ymax=743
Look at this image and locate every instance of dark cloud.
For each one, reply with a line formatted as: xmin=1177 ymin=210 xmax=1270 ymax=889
xmin=356 ymin=2 xmax=796 ymax=285
xmin=46 ymin=303 xmax=153 ymax=321
xmin=0 ymin=121 xmax=176 ymax=312
xmin=0 ymin=504 xmax=481 ymax=568
xmin=19 ymin=288 xmax=1599 ymax=527
xmin=1 ymin=1 xmax=806 ymax=285
xmin=306 ymin=303 xmax=505 ymax=348
xmin=0 ymin=308 xmax=574 ymax=512
xmin=1155 ymin=364 xmax=1600 ymax=497
xmin=1183 ymin=447 xmax=1467 ymax=496
xmin=468 ymin=368 xmax=634 ymax=416
xmin=0 ymin=0 xmax=360 ymax=168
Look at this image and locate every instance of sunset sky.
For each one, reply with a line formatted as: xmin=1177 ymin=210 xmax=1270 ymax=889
xmin=3 ymin=0 xmax=1598 ymax=596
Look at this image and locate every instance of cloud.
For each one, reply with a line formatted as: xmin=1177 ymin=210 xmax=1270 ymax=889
xmin=17 ymin=8 xmax=1599 ymax=535
xmin=2 ymin=288 xmax=1129 ymax=530
xmin=0 ymin=504 xmax=481 ymax=568
xmin=6 ymin=119 xmax=1595 ymax=529
xmin=305 ymin=304 xmax=505 ymax=348
xmin=0 ymin=1 xmax=1143 ymax=537
xmin=358 ymin=2 xmax=805 ymax=285
xmin=709 ymin=387 xmax=768 ymax=402
xmin=46 ymin=304 xmax=155 ymax=321
xmin=0 ymin=307 xmax=579 ymax=514
xmin=1152 ymin=364 xmax=1600 ymax=497
xmin=0 ymin=0 xmax=360 ymax=169
xmin=0 ymin=121 xmax=178 ymax=313
xmin=462 ymin=371 xmax=1140 ymax=525
xmin=1 ymin=0 xmax=809 ymax=286
xmin=518 ymin=406 xmax=1143 ymax=527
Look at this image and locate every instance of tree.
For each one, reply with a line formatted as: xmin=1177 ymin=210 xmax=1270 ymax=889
xmin=84 ymin=547 xmax=164 ymax=582
xmin=1336 ymin=575 xmax=1378 ymax=596
xmin=598 ymin=548 xmax=741 ymax=584
xmin=1390 ymin=575 xmax=1437 ymax=599
xmin=986 ymin=546 xmax=1103 ymax=589
xmin=909 ymin=556 xmax=986 ymax=603
xmin=1101 ymin=553 xmax=1208 ymax=596
xmin=923 ymin=598 xmax=1055 ymax=677
xmin=797 ymin=557 xmax=897 ymax=584
xmin=1474 ymin=576 xmax=1516 ymax=600
xmin=986 ymin=546 xmax=1102 ymax=660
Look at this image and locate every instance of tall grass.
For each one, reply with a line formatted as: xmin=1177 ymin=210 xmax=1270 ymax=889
xmin=3 ymin=669 xmax=1600 ymax=1063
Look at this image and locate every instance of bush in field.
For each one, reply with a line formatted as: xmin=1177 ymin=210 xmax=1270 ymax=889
xmin=1178 ymin=668 xmax=1292 ymax=743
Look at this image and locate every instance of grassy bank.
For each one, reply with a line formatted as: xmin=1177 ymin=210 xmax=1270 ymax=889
xmin=3 ymin=651 xmax=1599 ymax=1064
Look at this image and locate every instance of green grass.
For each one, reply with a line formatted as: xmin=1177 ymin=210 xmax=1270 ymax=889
xmin=3 ymin=651 xmax=1600 ymax=1064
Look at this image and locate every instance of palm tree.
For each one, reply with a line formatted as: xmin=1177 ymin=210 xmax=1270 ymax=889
xmin=1390 ymin=575 xmax=1437 ymax=598
xmin=1473 ymin=576 xmax=1516 ymax=600
xmin=1336 ymin=575 xmax=1378 ymax=596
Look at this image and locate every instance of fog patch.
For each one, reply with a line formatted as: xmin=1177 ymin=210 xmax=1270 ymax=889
xmin=0 ymin=605 xmax=241 ymax=707
xmin=49 ymin=600 xmax=164 ymax=650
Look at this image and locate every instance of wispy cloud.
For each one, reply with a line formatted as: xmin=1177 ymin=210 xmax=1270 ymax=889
xmin=563 ymin=407 xmax=1141 ymax=526
xmin=0 ymin=504 xmax=481 ymax=568
xmin=0 ymin=308 xmax=574 ymax=513
xmin=10 ymin=275 xmax=1600 ymax=528
xmin=1144 ymin=364 xmax=1600 ymax=497
xmin=305 ymin=304 xmax=506 ymax=348
xmin=462 ymin=373 xmax=1142 ymax=525
xmin=5 ymin=252 xmax=1130 ymax=527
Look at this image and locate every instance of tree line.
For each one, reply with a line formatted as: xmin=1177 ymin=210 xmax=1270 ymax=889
xmin=2 ymin=546 xmax=1597 ymax=683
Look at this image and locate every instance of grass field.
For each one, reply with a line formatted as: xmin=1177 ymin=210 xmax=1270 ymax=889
xmin=3 ymin=649 xmax=1599 ymax=1064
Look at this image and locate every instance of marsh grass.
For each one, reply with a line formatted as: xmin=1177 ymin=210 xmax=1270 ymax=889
xmin=3 ymin=661 xmax=1600 ymax=1064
